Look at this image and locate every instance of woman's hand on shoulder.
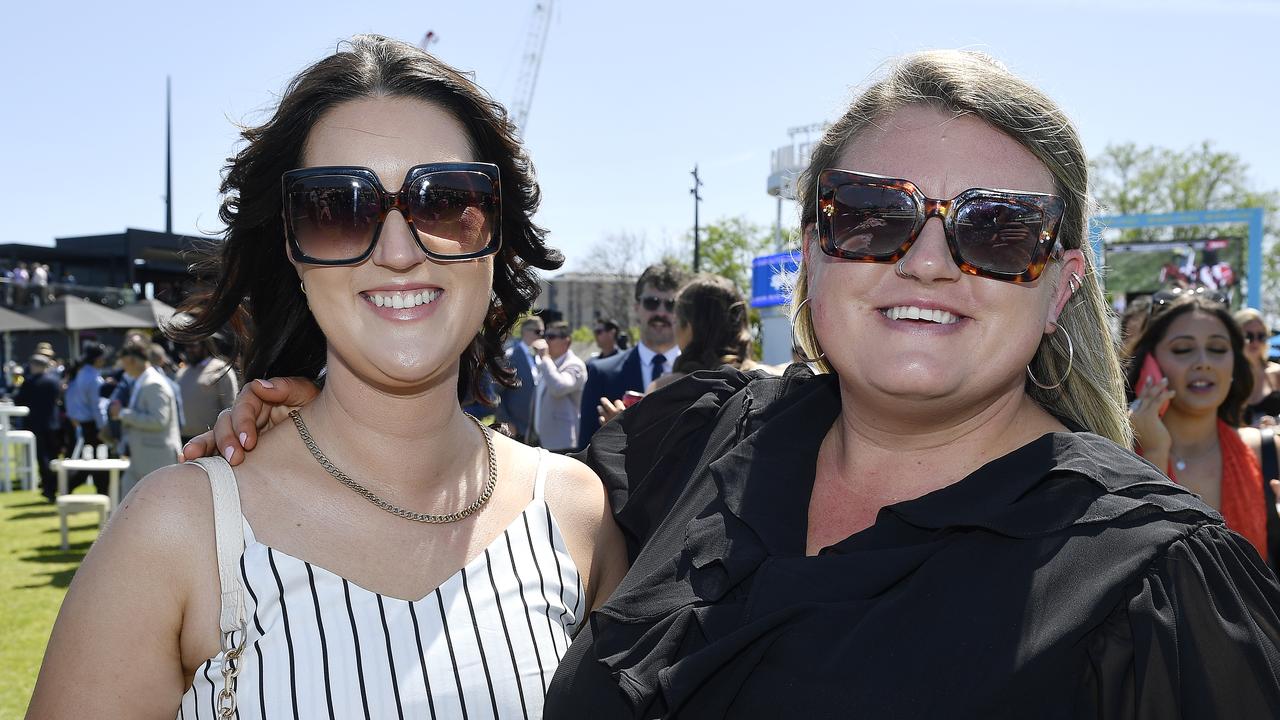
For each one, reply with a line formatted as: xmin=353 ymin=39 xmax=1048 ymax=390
xmin=27 ymin=464 xmax=221 ymax=717
xmin=179 ymin=376 xmax=319 ymax=466
xmin=542 ymin=453 xmax=626 ymax=612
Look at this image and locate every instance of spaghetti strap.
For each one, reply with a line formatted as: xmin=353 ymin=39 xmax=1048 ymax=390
xmin=532 ymin=448 xmax=549 ymax=501
xmin=188 ymin=457 xmax=247 ymax=636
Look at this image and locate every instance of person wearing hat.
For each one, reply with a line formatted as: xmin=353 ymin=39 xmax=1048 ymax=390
xmin=31 ymin=342 xmax=63 ymax=380
xmin=108 ymin=342 xmax=182 ymax=499
xmin=15 ymin=354 xmax=62 ymax=500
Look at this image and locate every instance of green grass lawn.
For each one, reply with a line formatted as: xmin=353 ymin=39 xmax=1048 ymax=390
xmin=0 ymin=484 xmax=103 ymax=717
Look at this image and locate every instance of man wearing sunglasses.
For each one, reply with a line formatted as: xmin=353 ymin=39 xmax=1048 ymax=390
xmin=530 ymin=321 xmax=588 ymax=453
xmin=577 ymin=262 xmax=686 ymax=450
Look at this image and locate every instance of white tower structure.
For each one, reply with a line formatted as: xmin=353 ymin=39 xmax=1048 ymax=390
xmin=759 ymin=123 xmax=827 ymax=365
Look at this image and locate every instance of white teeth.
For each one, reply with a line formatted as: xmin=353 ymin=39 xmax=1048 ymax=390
xmin=883 ymin=306 xmax=959 ymax=324
xmin=364 ymin=289 xmax=441 ymax=309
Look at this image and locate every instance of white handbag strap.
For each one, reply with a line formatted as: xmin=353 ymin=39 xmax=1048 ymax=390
xmin=190 ymin=456 xmax=246 ymax=635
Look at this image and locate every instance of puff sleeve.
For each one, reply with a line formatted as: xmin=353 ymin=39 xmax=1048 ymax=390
xmin=1082 ymin=523 xmax=1280 ymax=718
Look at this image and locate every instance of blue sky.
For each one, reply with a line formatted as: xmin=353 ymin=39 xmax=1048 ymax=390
xmin=4 ymin=0 xmax=1276 ymax=273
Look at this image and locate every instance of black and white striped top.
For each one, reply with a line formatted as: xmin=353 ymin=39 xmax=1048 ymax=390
xmin=179 ymin=450 xmax=584 ymax=719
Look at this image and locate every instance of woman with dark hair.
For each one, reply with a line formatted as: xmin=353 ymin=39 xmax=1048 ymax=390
xmin=1129 ymin=292 xmax=1280 ymax=571
xmin=28 ymin=35 xmax=624 ymax=718
xmin=670 ymin=274 xmax=755 ymax=376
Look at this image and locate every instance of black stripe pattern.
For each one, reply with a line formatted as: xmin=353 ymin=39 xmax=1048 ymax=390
xmin=179 ymin=494 xmax=582 ymax=718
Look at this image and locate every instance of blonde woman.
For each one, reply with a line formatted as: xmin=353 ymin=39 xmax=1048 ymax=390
xmin=1235 ymin=307 xmax=1280 ymax=425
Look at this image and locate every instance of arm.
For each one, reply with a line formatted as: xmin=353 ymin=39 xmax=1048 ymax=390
xmin=1128 ymin=376 xmax=1176 ymax=473
xmin=26 ymin=465 xmax=220 ymax=718
xmin=578 ymin=364 xmax=605 ymax=450
xmin=118 ymin=382 xmax=173 ymax=433
xmin=542 ymin=452 xmax=627 ymax=612
xmin=537 ymin=356 xmax=586 ymax=399
xmin=1088 ymin=524 xmax=1280 ymax=716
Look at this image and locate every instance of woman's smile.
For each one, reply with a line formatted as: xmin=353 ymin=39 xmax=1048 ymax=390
xmin=358 ymin=284 xmax=444 ymax=320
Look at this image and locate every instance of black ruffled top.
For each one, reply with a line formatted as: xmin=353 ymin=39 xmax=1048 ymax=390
xmin=545 ymin=367 xmax=1280 ymax=719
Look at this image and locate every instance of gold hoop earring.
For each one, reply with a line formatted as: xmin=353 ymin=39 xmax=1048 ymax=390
xmin=300 ymin=280 xmax=307 ymax=295
xmin=1026 ymin=326 xmax=1074 ymax=391
xmin=790 ymin=296 xmax=825 ymax=364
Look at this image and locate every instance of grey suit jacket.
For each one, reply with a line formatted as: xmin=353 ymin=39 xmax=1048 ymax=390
xmin=497 ymin=343 xmax=539 ymax=439
xmin=119 ymin=367 xmax=183 ymax=497
xmin=534 ymin=349 xmax=587 ymax=451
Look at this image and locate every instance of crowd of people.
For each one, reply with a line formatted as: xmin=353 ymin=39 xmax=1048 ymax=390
xmin=24 ymin=35 xmax=1280 ymax=718
xmin=7 ymin=334 xmax=237 ymax=502
xmin=0 ymin=261 xmax=71 ymax=308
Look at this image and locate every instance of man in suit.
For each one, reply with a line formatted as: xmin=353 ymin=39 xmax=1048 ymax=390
xmin=531 ymin=321 xmax=587 ymax=452
xmin=578 ymin=262 xmax=686 ymax=449
xmin=109 ymin=342 xmax=182 ymax=499
xmin=496 ymin=316 xmax=544 ymax=442
xmin=16 ymin=354 xmax=63 ymax=501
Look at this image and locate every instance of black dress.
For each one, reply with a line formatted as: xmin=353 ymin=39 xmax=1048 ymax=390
xmin=546 ymin=366 xmax=1280 ymax=719
xmin=1246 ymin=389 xmax=1280 ymax=424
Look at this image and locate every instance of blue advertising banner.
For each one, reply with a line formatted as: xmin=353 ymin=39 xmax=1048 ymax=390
xmin=750 ymin=251 xmax=802 ymax=308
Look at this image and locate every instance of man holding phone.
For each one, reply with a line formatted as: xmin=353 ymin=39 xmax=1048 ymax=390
xmin=577 ymin=262 xmax=685 ymax=450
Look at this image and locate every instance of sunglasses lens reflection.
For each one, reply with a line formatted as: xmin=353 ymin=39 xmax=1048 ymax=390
xmin=407 ymin=171 xmax=498 ymax=256
xmin=287 ymin=175 xmax=382 ymax=261
xmin=953 ymin=198 xmax=1043 ymax=274
xmin=829 ymin=184 xmax=916 ymax=258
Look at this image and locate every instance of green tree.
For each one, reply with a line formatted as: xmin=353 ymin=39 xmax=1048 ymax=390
xmin=1092 ymin=142 xmax=1278 ymax=309
xmin=684 ymin=216 xmax=779 ymax=291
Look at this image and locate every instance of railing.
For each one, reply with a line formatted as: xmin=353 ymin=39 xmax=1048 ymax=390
xmin=0 ymin=279 xmax=138 ymax=310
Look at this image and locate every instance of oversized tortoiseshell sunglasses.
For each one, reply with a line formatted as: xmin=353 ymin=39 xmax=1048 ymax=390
xmin=816 ymin=169 xmax=1067 ymax=283
xmin=282 ymin=162 xmax=501 ymax=265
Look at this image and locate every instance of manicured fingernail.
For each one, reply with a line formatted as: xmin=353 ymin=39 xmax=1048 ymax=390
xmin=239 ymin=432 xmax=248 ymax=447
xmin=257 ymin=378 xmax=274 ymax=389
xmin=224 ymin=446 xmax=235 ymax=462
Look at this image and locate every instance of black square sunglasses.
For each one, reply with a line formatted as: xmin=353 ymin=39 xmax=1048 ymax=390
xmin=282 ymin=162 xmax=502 ymax=265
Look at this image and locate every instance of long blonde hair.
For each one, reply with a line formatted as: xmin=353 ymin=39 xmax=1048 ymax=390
xmin=790 ymin=50 xmax=1131 ymax=447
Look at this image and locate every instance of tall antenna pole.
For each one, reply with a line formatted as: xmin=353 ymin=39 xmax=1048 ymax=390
xmin=165 ymin=76 xmax=173 ymax=235
xmin=690 ymin=165 xmax=703 ymax=272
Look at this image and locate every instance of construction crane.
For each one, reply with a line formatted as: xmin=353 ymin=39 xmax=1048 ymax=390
xmin=510 ymin=0 xmax=554 ymax=131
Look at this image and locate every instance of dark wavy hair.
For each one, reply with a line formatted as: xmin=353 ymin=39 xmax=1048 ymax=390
xmin=172 ymin=34 xmax=563 ymax=402
xmin=1124 ymin=294 xmax=1253 ymax=427
xmin=671 ymin=273 xmax=752 ymax=373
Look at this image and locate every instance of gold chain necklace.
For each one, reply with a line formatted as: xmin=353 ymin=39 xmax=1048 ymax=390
xmin=290 ymin=410 xmax=497 ymax=523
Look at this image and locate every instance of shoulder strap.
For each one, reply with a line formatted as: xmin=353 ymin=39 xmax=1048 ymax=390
xmin=1262 ymin=429 xmax=1277 ymax=486
xmin=1260 ymin=429 xmax=1280 ymax=573
xmin=189 ymin=456 xmax=246 ymax=635
xmin=532 ymin=448 xmax=549 ymax=501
